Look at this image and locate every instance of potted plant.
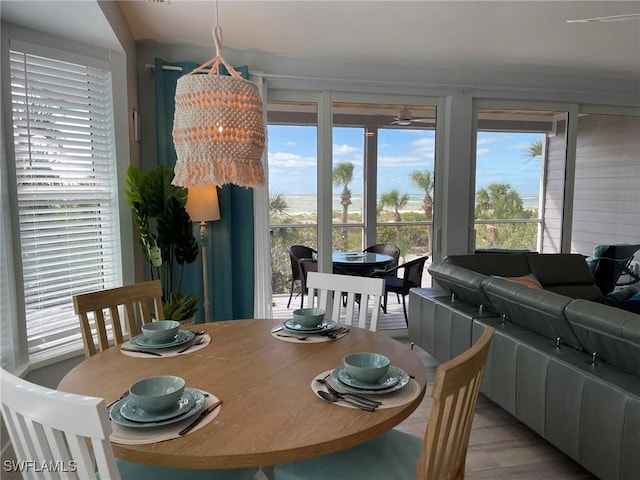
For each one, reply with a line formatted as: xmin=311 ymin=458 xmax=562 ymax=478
xmin=125 ymin=165 xmax=200 ymax=321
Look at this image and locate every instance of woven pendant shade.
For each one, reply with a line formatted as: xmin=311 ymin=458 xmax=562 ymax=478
xmin=172 ymin=26 xmax=265 ymax=188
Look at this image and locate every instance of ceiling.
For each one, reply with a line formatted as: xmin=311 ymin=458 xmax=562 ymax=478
xmin=2 ymin=1 xmax=639 ymax=79
xmin=119 ymin=0 xmax=640 ymax=77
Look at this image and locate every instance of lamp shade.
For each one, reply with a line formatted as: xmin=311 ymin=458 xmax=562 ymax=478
xmin=186 ymin=185 xmax=221 ymax=222
xmin=172 ymin=27 xmax=265 ymax=189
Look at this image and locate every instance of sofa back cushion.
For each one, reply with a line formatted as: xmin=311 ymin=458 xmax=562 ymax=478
xmin=445 ymin=254 xmax=532 ymax=277
xmin=565 ymin=299 xmax=640 ymax=375
xmin=484 ymin=276 xmax=583 ymax=350
xmin=528 ymin=254 xmax=603 ymax=301
xmin=428 ymin=261 xmax=491 ymax=309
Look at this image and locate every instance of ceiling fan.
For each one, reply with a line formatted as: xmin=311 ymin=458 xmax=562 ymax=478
xmin=390 ymin=107 xmax=433 ymax=126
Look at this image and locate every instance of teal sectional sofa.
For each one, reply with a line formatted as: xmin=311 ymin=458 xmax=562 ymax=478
xmin=408 ymin=253 xmax=640 ymax=480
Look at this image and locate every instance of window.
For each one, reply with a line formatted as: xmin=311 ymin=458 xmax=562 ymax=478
xmin=473 ymin=106 xmax=564 ymax=253
xmin=9 ymin=45 xmax=119 ymax=357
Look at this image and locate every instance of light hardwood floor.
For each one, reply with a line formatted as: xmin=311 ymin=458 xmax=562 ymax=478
xmin=273 ymin=294 xmax=596 ymax=478
xmin=395 ymin=340 xmax=597 ymax=479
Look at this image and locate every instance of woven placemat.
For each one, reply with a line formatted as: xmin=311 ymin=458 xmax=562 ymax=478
xmin=120 ymin=334 xmax=211 ymax=358
xmin=310 ymin=370 xmax=421 ymax=410
xmin=109 ymin=390 xmax=220 ymax=445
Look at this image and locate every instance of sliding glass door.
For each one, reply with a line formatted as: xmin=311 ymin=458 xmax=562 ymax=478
xmin=267 ymin=92 xmax=440 ymax=329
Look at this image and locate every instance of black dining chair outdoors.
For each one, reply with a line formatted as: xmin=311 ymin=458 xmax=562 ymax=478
xmin=364 ymin=243 xmax=401 ymax=271
xmin=364 ymin=243 xmax=401 ymax=299
xmin=287 ymin=245 xmax=317 ymax=308
xmin=376 ymin=256 xmax=429 ymax=325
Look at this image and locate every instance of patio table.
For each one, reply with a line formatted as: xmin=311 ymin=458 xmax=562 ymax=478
xmin=332 ymin=252 xmax=394 ymax=276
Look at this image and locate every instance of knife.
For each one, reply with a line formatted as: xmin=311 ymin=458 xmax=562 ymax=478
xmin=179 ymin=400 xmax=223 ymax=436
xmin=120 ymin=347 xmax=162 ymax=357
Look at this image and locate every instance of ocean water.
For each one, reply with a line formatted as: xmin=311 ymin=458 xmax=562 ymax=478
xmin=281 ymin=194 xmax=540 ymax=214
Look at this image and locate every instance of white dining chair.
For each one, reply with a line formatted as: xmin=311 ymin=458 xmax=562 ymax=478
xmin=305 ymin=271 xmax=385 ymax=331
xmin=274 ymin=327 xmax=495 ymax=480
xmin=0 ymin=368 xmax=259 ymax=480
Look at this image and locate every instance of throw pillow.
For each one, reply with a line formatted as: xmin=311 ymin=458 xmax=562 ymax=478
xmin=505 ymin=273 xmax=543 ymax=289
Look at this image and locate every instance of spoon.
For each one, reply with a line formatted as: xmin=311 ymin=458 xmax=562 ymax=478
xmin=315 ymin=377 xmax=382 ymax=406
xmin=317 ymin=390 xmax=376 ymax=411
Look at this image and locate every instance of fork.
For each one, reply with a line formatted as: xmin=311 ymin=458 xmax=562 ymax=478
xmin=276 ymin=333 xmax=309 ymax=340
xmin=177 ymin=336 xmax=205 ymax=353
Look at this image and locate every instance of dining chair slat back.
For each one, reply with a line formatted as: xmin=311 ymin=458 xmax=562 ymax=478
xmin=305 ymin=272 xmax=385 ymax=331
xmin=0 ymin=368 xmax=122 ymax=480
xmin=73 ymin=280 xmax=164 ymax=359
xmin=417 ymin=326 xmax=494 ymax=479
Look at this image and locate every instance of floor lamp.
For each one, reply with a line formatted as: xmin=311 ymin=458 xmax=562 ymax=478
xmin=186 ymin=185 xmax=221 ymax=323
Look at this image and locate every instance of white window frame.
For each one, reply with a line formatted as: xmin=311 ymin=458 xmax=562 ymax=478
xmin=1 ymin=30 xmax=125 ymax=371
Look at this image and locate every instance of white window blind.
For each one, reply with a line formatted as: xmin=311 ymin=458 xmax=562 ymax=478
xmin=10 ymin=47 xmax=119 ymax=356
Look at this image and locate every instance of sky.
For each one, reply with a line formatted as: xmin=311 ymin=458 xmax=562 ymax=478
xmin=268 ymin=125 xmax=544 ymax=196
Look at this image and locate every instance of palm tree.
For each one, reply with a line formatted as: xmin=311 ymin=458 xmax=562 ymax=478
xmin=524 ymin=138 xmax=544 ymax=162
xmin=476 ymin=182 xmax=525 ymax=247
xmin=410 ymin=169 xmax=434 ymax=251
xmin=332 ymin=162 xmax=354 ymax=224
xmin=379 ymin=189 xmax=409 ymax=222
xmin=269 ymin=192 xmax=292 ymax=224
xmin=269 ymin=192 xmax=295 ymax=294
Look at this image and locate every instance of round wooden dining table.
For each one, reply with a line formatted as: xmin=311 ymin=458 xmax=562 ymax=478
xmin=58 ymin=319 xmax=426 ymax=469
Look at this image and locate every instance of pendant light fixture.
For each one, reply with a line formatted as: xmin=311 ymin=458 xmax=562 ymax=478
xmin=172 ymin=3 xmax=265 ymax=188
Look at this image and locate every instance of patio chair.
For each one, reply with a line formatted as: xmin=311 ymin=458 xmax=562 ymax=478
xmin=287 ymin=245 xmax=317 ymax=308
xmin=377 ymin=256 xmax=429 ymax=325
xmin=0 ymin=368 xmax=258 ymax=480
xmin=364 ymin=243 xmax=401 ymax=270
xmin=586 ymin=244 xmax=640 ymax=295
xmin=274 ymin=326 xmax=495 ymax=480
xmin=305 ymin=271 xmax=385 ymax=331
xmin=73 ymin=280 xmax=164 ymax=359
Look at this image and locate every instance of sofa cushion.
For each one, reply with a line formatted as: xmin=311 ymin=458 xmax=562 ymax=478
xmin=445 ymin=254 xmax=532 ymax=277
xmin=527 ymin=254 xmax=593 ymax=286
xmin=565 ymin=299 xmax=640 ymax=376
xmin=528 ymin=254 xmax=603 ymax=301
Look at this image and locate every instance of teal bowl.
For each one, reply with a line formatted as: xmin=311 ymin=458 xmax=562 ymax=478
xmin=343 ymin=352 xmax=391 ymax=384
xmin=292 ymin=308 xmax=325 ymax=328
xmin=129 ymin=375 xmax=186 ymax=413
xmin=141 ymin=320 xmax=180 ymax=344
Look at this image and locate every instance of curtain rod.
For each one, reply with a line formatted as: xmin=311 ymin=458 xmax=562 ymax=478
xmin=143 ymin=64 xmax=634 ymax=98
xmin=144 ymin=63 xmax=458 ymax=89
